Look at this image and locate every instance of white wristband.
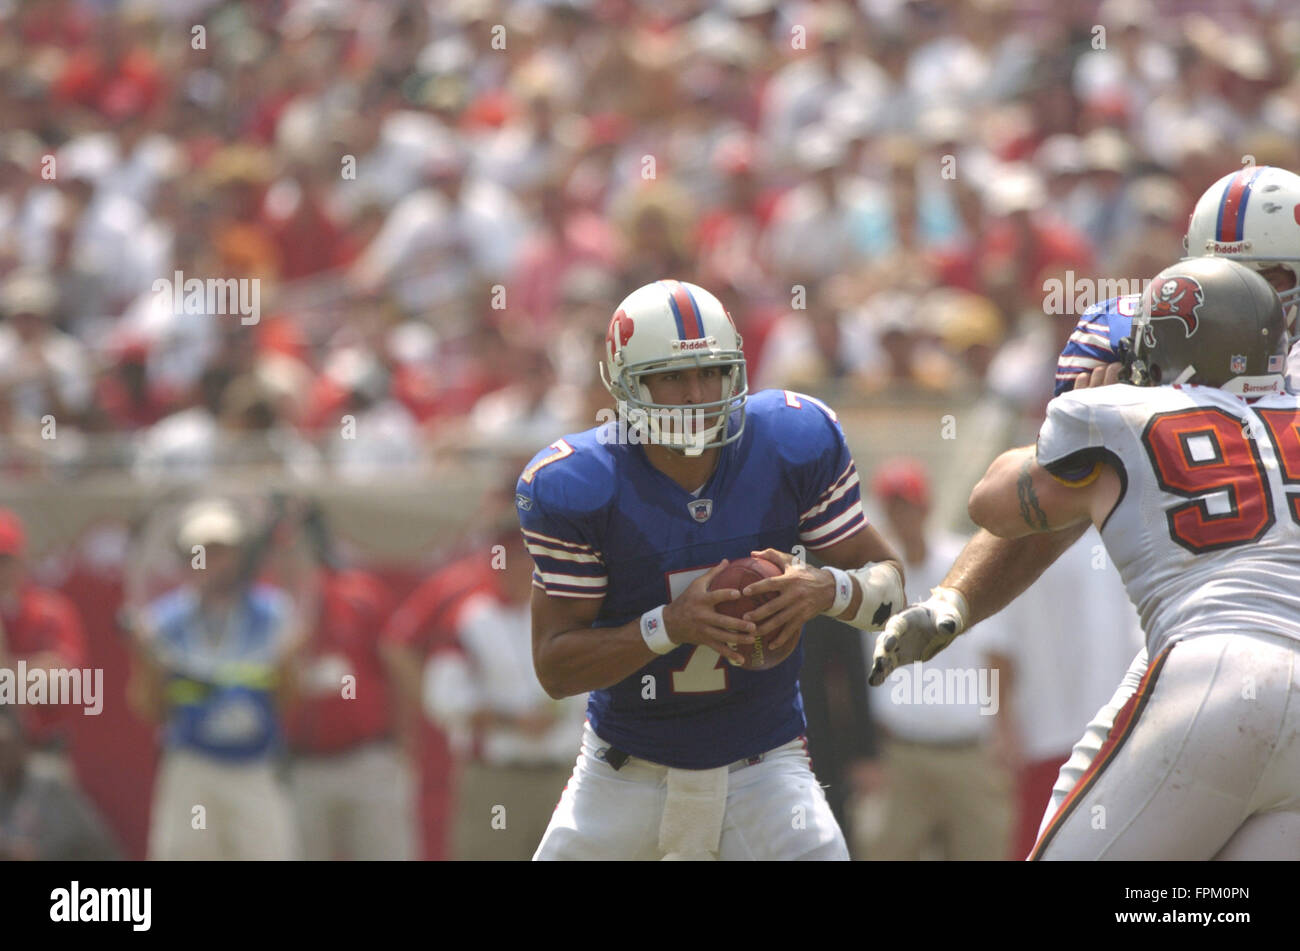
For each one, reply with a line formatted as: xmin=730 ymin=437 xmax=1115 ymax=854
xmin=823 ymin=566 xmax=853 ymax=617
xmin=640 ymin=605 xmax=675 ymax=654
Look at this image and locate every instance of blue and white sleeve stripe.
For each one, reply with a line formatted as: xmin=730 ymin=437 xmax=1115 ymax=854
xmin=521 ymin=527 xmax=608 ymax=600
xmin=1054 ymin=320 xmax=1117 ymax=395
xmin=799 ymin=461 xmax=867 ymax=550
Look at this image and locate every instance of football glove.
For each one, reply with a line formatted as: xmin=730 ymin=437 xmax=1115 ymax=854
xmin=868 ymin=587 xmax=970 ymax=687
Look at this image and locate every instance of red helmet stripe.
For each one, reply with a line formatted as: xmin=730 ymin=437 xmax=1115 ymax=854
xmin=1216 ymin=167 xmax=1260 ymax=242
xmin=662 ymin=279 xmax=704 ymax=339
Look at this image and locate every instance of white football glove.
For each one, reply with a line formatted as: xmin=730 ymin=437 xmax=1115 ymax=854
xmin=868 ymin=587 xmax=971 ymax=687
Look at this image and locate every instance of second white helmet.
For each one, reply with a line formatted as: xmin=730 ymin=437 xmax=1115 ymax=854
xmin=1185 ymin=165 xmax=1300 ymax=329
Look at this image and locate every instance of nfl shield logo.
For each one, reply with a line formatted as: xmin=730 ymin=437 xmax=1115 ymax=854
xmin=688 ymin=499 xmax=713 ymax=523
xmin=1230 ymin=354 xmax=1248 ymax=374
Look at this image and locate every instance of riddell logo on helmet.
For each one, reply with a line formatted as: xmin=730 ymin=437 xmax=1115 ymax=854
xmin=672 ymin=338 xmax=713 ymax=352
xmin=1211 ymin=241 xmax=1249 ymax=253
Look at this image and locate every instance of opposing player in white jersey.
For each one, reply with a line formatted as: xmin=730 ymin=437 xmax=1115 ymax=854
xmin=869 ymin=166 xmax=1300 ymax=695
xmin=962 ymin=256 xmax=1300 ymax=859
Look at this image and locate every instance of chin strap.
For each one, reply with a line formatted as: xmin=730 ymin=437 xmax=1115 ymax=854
xmin=1116 ymin=338 xmax=1149 ymax=386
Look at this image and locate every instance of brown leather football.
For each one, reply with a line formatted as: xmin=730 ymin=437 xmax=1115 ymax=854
xmin=708 ymin=556 xmax=797 ymax=670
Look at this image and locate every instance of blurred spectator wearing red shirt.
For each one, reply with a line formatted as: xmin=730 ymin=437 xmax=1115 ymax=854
xmin=380 ymin=471 xmax=546 ymax=862
xmin=0 ymin=508 xmax=89 ymax=782
xmin=381 ymin=544 xmax=500 ymax=862
xmin=977 ymin=165 xmax=1095 ymax=308
xmin=14 ymin=0 xmax=94 ymax=49
xmin=263 ymin=161 xmax=361 ymax=281
xmin=280 ymin=503 xmax=414 ymax=861
xmin=421 ymin=526 xmax=585 ymax=861
xmin=53 ymin=16 xmax=162 ymax=120
xmin=512 ymin=177 xmax=619 ymax=330
xmin=92 ymin=339 xmax=174 ymax=431
xmin=206 ymin=148 xmax=283 ymax=282
xmin=694 ymin=133 xmax=780 ymax=298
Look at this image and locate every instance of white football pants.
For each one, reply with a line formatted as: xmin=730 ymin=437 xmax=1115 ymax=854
xmin=1032 ymin=633 xmax=1300 ymax=860
xmin=535 ymin=724 xmax=849 ymax=860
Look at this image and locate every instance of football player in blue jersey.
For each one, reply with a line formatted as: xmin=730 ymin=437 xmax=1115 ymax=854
xmin=872 ymin=165 xmax=1300 ymax=692
xmin=1053 ymin=292 xmax=1141 ymax=395
xmin=516 ymin=278 xmax=904 ymax=860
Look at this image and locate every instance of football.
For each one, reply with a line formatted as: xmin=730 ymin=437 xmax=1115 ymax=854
xmin=708 ymin=556 xmax=797 ymax=671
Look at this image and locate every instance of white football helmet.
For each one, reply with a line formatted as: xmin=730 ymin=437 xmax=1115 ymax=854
xmin=600 ymin=279 xmax=747 ymax=456
xmin=1185 ymin=165 xmax=1300 ymax=330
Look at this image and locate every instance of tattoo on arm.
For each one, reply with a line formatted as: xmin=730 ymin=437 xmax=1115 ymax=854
xmin=1016 ymin=457 xmax=1051 ymax=532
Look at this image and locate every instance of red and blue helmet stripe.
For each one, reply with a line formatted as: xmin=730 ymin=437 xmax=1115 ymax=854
xmin=1215 ymin=166 xmax=1263 ymax=243
xmin=660 ymin=279 xmax=705 ymax=340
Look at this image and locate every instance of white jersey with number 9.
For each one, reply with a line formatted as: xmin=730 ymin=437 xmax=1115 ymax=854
xmin=1037 ymin=383 xmax=1300 ymax=659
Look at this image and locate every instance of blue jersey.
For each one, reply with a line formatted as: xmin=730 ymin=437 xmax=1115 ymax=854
xmin=516 ymin=388 xmax=867 ymax=769
xmin=147 ymin=584 xmax=291 ymax=762
xmin=1053 ymin=294 xmax=1138 ymax=396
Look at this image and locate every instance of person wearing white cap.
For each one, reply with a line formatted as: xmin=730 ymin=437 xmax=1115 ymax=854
xmin=0 ymin=269 xmax=92 ymax=426
xmin=127 ymin=498 xmax=301 ymax=860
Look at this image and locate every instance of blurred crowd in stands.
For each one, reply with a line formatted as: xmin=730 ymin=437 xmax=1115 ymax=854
xmin=0 ymin=0 xmax=1296 ymax=860
xmin=0 ymin=0 xmax=1297 ymax=476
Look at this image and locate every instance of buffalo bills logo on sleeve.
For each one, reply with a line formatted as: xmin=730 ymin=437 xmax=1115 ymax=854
xmin=1145 ymin=276 xmax=1203 ymax=337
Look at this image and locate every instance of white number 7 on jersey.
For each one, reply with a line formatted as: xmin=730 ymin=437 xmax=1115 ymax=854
xmin=665 ymin=567 xmax=730 ymax=694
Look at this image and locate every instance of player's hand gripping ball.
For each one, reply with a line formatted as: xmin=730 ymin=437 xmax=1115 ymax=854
xmin=708 ymin=556 xmax=794 ymax=670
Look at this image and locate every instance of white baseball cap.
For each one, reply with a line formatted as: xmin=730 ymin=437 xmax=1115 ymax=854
xmin=983 ymin=165 xmax=1046 ymax=216
xmin=177 ymin=500 xmax=246 ymax=550
xmin=2 ymin=269 xmax=56 ymax=317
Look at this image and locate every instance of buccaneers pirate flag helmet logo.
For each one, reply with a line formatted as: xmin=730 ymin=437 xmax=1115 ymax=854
xmin=1123 ymin=258 xmax=1287 ymax=391
xmin=1146 ymin=275 xmax=1204 ymax=338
